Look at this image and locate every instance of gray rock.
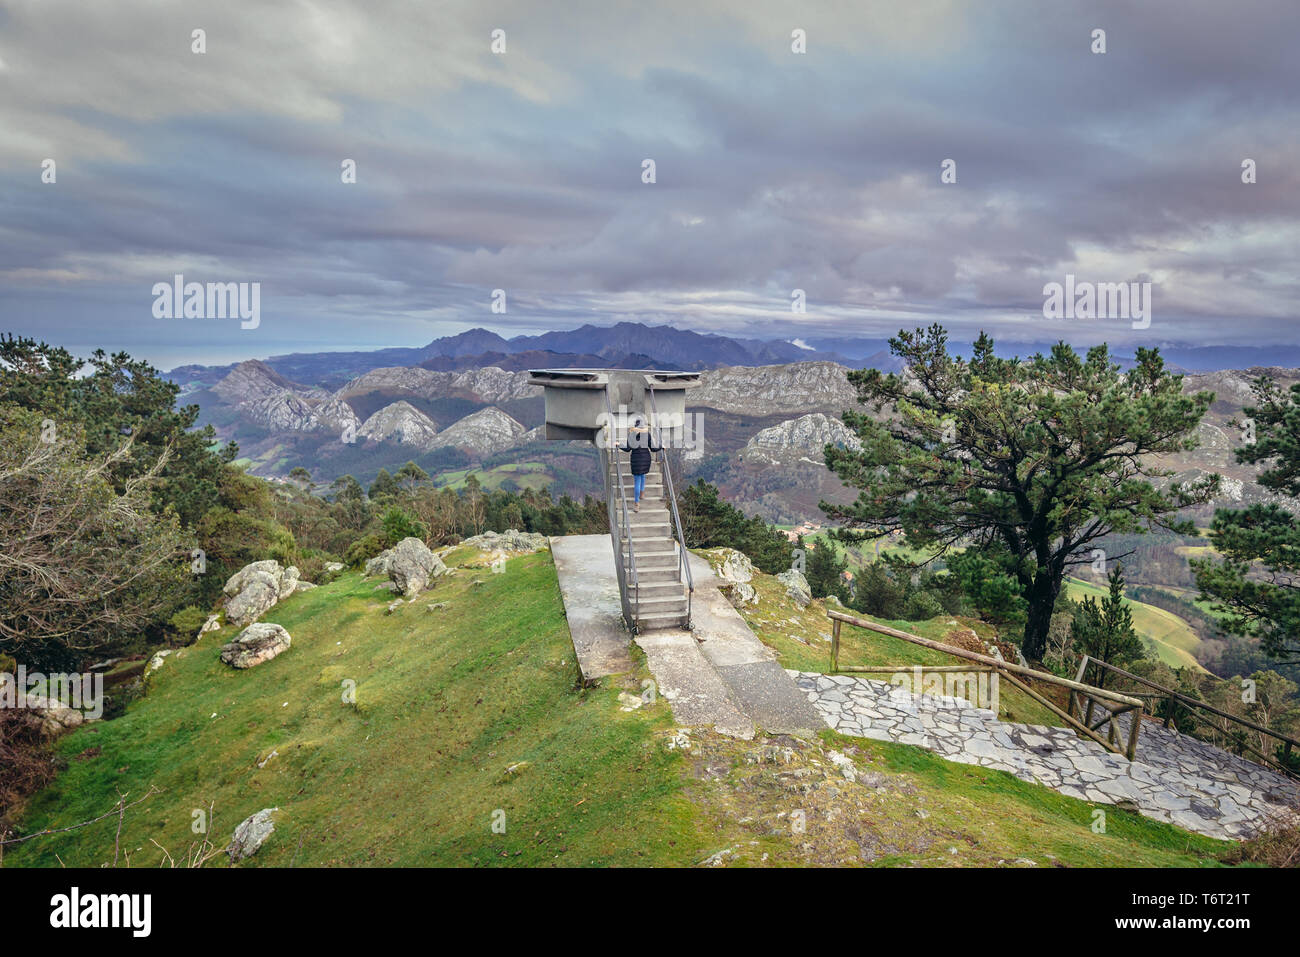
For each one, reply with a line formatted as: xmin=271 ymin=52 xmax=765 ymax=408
xmin=220 ymin=622 xmax=292 ymax=669
xmin=143 ymin=649 xmax=172 ymax=681
xmin=229 ymin=808 xmax=278 ymax=862
xmin=460 ymin=529 xmax=549 ymax=553
xmin=20 ymin=695 xmax=86 ymax=735
xmin=277 ymin=565 xmax=301 ymax=600
xmin=710 ymin=548 xmax=759 ymax=607
xmin=222 ymin=560 xmax=307 ymax=626
xmin=776 ymin=569 xmax=812 ymax=608
xmin=386 ymin=537 xmax=447 ymax=598
xmin=364 ymin=552 xmax=393 ymax=577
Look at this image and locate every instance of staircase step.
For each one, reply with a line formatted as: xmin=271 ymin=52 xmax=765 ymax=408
xmin=624 ymin=567 xmax=682 ymax=583
xmin=634 ymin=611 xmax=691 ymax=631
xmin=628 ymin=580 xmax=686 ymax=596
xmin=621 ymin=540 xmax=677 ymax=553
xmin=626 ymin=520 xmax=670 ymax=533
xmin=623 ymin=556 xmax=678 ymax=574
xmin=632 ymin=597 xmax=687 ymax=611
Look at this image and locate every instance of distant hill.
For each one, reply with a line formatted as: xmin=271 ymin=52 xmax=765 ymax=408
xmin=168 ymin=321 xmax=1300 ymax=395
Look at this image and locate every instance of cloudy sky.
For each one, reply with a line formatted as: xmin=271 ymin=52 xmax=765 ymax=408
xmin=0 ymin=0 xmax=1297 ymax=369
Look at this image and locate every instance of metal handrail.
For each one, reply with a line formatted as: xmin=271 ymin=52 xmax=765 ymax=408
xmin=647 ymin=385 xmax=693 ymax=625
xmin=602 ymin=389 xmax=639 ymax=632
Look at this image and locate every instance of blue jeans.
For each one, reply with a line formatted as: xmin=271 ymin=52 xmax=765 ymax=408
xmin=633 ymin=473 xmax=645 ymax=502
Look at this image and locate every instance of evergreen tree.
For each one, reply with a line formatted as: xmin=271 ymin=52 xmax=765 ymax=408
xmin=822 ymin=325 xmax=1217 ymax=659
xmin=1194 ymin=376 xmax=1300 ymax=663
xmin=1069 ymin=565 xmax=1145 ymax=684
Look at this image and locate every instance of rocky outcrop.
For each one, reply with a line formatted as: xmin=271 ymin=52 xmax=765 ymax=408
xmin=211 ymin=361 xmax=329 ymax=433
xmin=335 ymin=366 xmax=539 ymax=405
xmin=313 ymin=396 xmax=362 ymax=437
xmin=428 ymin=407 xmax=526 ymax=456
xmin=709 ymin=548 xmax=758 ymax=607
xmin=223 ymin=561 xmax=281 ymax=626
xmin=222 ymin=561 xmax=311 ymax=626
xmin=19 ymin=695 xmax=88 ymax=735
xmin=143 ymin=649 xmax=172 ymax=681
xmin=365 ymin=537 xmax=447 ymax=597
xmin=211 ymin=360 xmax=301 ymax=406
xmin=230 ymin=808 xmax=278 ymax=862
xmin=776 ymin=569 xmax=812 ymax=608
xmin=356 ymin=401 xmax=440 ymax=448
xmin=245 ymin=391 xmax=319 ymax=431
xmin=220 ymin=622 xmax=292 ymax=669
xmin=740 ymin=412 xmax=862 ymax=465
xmin=692 ymin=362 xmax=857 ymax=416
xmin=460 ymin=529 xmax=548 ymax=553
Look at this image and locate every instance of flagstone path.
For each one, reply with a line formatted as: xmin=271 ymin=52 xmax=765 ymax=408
xmin=790 ymin=671 xmax=1300 ymax=841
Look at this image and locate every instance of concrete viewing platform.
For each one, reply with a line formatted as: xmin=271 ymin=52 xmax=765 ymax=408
xmin=549 ymin=534 xmax=822 ymax=739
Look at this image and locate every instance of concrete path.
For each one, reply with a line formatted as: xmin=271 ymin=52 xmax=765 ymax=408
xmin=549 ymin=535 xmax=820 ymax=738
xmin=791 ymin=671 xmax=1300 ymax=841
xmin=685 ymin=553 xmax=825 ymax=735
xmin=549 ymin=535 xmax=634 ymax=681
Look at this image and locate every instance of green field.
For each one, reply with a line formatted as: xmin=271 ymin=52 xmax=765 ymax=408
xmin=6 ymin=553 xmax=702 ymax=867
xmin=5 ymin=549 xmax=1236 ymax=868
xmin=436 ymin=461 xmax=552 ymax=492
xmin=1064 ymin=577 xmax=1205 ymax=672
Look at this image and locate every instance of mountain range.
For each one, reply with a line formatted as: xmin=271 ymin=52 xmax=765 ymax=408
xmin=167 ymin=321 xmax=1300 ymax=397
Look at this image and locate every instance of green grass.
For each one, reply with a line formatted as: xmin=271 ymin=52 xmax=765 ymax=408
xmin=5 ymin=553 xmax=704 ymax=867
xmin=1064 ymin=577 xmax=1205 ymax=672
xmin=436 ymin=462 xmax=551 ymax=492
xmin=6 ymin=547 xmax=1244 ymax=868
xmin=817 ymin=732 xmax=1231 ymax=867
xmin=715 ymin=550 xmax=1066 ymax=729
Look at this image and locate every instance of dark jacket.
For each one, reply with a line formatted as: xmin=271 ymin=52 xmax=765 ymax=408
xmin=620 ymin=432 xmax=660 ymax=475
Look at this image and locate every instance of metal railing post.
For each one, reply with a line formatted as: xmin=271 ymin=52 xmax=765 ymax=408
xmin=602 ymin=389 xmax=638 ymax=632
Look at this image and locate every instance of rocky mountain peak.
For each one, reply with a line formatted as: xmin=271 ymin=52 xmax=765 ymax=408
xmin=740 ymin=412 xmax=862 ymax=465
xmin=212 ymin=359 xmax=300 ymax=406
xmin=428 ymin=407 xmax=526 ymax=456
xmin=357 ymin=401 xmax=440 ymax=448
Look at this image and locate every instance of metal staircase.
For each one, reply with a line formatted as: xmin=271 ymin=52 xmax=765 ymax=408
xmin=601 ymin=390 xmax=693 ymax=633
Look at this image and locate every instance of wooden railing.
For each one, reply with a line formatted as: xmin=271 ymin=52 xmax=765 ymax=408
xmin=1076 ymin=655 xmax=1300 ymax=780
xmin=828 ymin=609 xmax=1147 ymax=761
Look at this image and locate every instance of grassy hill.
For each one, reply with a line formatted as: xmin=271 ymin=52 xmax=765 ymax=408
xmin=6 ymin=551 xmax=700 ymax=867
xmin=1064 ymin=577 xmax=1206 ymax=672
xmin=4 ymin=547 xmax=1237 ymax=868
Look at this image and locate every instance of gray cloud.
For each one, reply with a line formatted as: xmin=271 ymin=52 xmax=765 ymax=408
xmin=0 ymin=0 xmax=1296 ymax=366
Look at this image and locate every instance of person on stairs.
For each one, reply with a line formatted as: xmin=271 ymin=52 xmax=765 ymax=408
xmin=620 ymin=418 xmax=660 ymax=512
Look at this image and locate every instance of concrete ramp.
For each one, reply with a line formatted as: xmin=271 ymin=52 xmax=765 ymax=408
xmin=685 ymin=553 xmax=826 ymax=735
xmin=550 ymin=535 xmax=634 ymax=681
xmin=550 ymin=534 xmax=822 ymax=739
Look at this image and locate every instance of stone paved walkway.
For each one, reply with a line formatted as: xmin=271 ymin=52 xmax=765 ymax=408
xmin=791 ymin=671 xmax=1300 ymax=841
